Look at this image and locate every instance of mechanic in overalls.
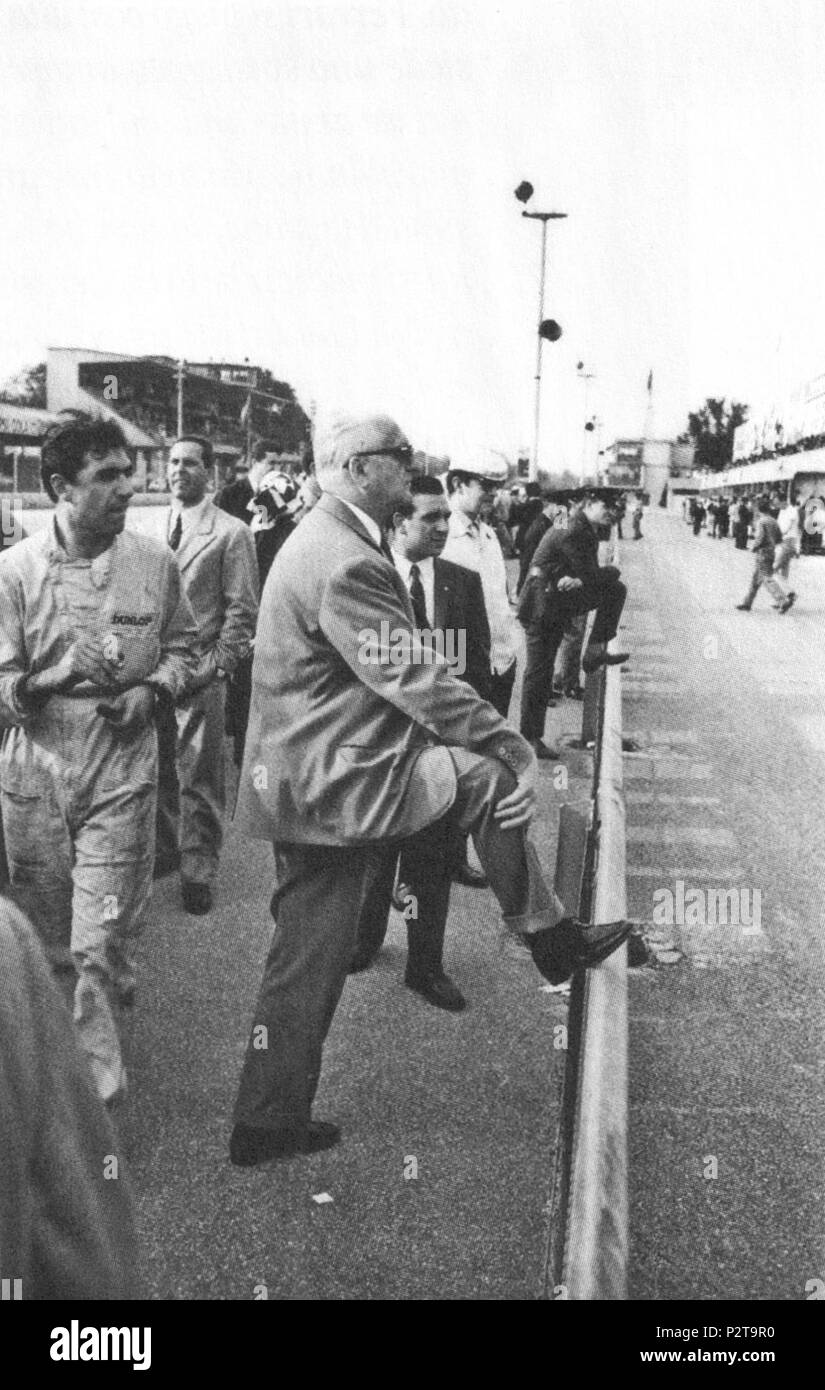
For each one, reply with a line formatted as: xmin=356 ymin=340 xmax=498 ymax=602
xmin=0 ymin=412 xmax=197 ymax=1105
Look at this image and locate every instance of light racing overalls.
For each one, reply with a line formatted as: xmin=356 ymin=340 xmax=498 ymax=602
xmin=0 ymin=518 xmax=197 ymax=1102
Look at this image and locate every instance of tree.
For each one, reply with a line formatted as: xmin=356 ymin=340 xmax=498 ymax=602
xmin=680 ymin=396 xmax=748 ymax=472
xmin=0 ymin=362 xmax=47 ymax=408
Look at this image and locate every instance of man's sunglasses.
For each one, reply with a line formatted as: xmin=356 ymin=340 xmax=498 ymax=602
xmin=349 ymin=445 xmax=415 ymax=468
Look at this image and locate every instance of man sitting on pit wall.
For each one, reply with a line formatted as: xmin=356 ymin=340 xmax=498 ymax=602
xmin=518 ymin=493 xmax=629 ymax=760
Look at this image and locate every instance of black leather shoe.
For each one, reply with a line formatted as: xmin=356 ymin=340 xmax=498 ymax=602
xmin=181 ymin=881 xmax=212 ymax=915
xmin=531 ymin=739 xmax=561 ymax=760
xmin=229 ymin=1119 xmax=341 ymax=1166
xmin=526 ymin=917 xmax=632 ymax=985
xmin=582 ymin=645 xmax=630 ymax=673
xmin=404 ymin=969 xmax=467 ymax=1011
xmin=779 ymin=591 xmax=796 ymax=614
xmin=735 ymin=603 xmax=751 ymax=611
xmin=452 ymin=859 xmax=489 ymax=889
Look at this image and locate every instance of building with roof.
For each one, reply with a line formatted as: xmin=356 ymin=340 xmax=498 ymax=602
xmin=45 ymin=347 xmax=310 ymax=489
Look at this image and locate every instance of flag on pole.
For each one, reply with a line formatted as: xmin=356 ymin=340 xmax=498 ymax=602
xmin=646 ymin=369 xmax=653 ymax=394
xmin=240 ymin=391 xmax=252 ymax=427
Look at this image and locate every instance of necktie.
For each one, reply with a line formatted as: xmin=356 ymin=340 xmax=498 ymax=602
xmin=408 ymin=563 xmax=429 ymax=628
xmin=169 ymin=513 xmax=182 ymax=551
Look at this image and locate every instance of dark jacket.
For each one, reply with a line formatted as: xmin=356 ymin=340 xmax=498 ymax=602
xmin=517 ymin=509 xmax=604 ymax=628
xmin=517 ymin=513 xmax=553 ymax=593
xmin=530 ymin=508 xmax=602 ymax=589
xmin=255 ymin=513 xmax=297 ymax=588
xmin=752 ymin=515 xmax=781 ymax=568
xmin=215 ymin=476 xmax=254 ymax=525
xmin=431 ymin=556 xmax=492 ymax=701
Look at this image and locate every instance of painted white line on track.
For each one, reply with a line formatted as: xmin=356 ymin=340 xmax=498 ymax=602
xmin=628 ymin=866 xmax=745 ymax=880
xmin=627 ymin=826 xmax=737 ymax=848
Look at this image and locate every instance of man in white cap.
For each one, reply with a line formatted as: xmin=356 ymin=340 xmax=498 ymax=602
xmin=227 ymin=409 xmax=629 ymax=1166
xmin=440 ymin=454 xmax=519 ymax=719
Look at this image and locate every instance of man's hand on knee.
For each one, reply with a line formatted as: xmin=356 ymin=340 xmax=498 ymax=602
xmin=493 ymin=763 xmax=537 ymax=830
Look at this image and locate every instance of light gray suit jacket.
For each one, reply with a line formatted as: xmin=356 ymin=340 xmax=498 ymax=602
xmin=235 ymin=492 xmax=531 ymax=845
xmin=168 ymin=499 xmax=259 ymax=686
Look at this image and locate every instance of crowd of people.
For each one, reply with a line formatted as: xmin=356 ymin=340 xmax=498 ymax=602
xmin=0 ymin=407 xmax=634 ymax=1287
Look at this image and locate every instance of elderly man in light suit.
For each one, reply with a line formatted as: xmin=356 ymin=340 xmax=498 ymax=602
xmin=158 ymin=436 xmax=259 ymax=915
xmin=228 ymin=412 xmax=629 ymax=1167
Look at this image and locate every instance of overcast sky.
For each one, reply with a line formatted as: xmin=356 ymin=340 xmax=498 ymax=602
xmin=2 ymin=0 xmax=825 ymax=471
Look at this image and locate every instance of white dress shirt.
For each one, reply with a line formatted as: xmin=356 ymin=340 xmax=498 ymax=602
xmin=338 ymin=498 xmax=384 ymax=550
xmin=441 ymin=508 xmax=516 ymax=674
xmin=391 ymin=551 xmax=434 ymax=626
xmin=168 ymin=494 xmax=213 ymax=540
xmin=777 ymin=504 xmax=801 ymax=544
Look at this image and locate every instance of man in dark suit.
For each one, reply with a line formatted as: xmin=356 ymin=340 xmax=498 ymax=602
xmin=352 ymin=473 xmax=493 ymax=1010
xmin=519 ymin=496 xmax=629 ymax=757
xmin=228 ymin=413 xmax=629 ymax=1166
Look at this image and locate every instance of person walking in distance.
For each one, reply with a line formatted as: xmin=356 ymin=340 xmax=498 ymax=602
xmin=774 ymin=494 xmax=801 ymax=583
xmin=736 ymin=496 xmax=796 ymax=614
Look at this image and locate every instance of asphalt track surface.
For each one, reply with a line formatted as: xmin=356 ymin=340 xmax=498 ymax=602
xmin=621 ymin=510 xmax=825 ymax=1300
xmin=120 ymin=513 xmax=824 ymax=1299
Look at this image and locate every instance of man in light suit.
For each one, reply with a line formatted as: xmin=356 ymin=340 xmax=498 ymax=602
xmin=158 ymin=436 xmax=259 ymax=914
xmin=352 ymin=472 xmax=493 ymax=1009
xmin=228 ymin=412 xmax=629 ymax=1167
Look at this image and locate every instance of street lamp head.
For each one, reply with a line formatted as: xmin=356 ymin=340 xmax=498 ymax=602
xmin=539 ymin=319 xmax=563 ymax=342
xmin=514 ymin=180 xmax=534 ymax=204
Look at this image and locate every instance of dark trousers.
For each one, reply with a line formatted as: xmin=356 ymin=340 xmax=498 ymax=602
xmin=232 ymin=750 xmax=563 ymax=1132
xmin=225 ymin=654 xmax=252 ymax=768
xmin=520 ymin=575 xmax=626 ymax=742
xmin=487 ymin=662 xmax=517 ymax=718
xmin=355 ymin=818 xmax=463 ymax=975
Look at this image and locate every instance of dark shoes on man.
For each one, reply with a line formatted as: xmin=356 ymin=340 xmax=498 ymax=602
xmin=404 ymin=967 xmax=466 ymax=1012
xmin=581 ymin=643 xmax=630 ymax=674
xmin=229 ymin=1119 xmax=341 ymax=1167
xmin=737 ymin=591 xmax=796 ymax=614
xmin=525 ymin=916 xmax=632 ymax=985
xmin=181 ymin=881 xmax=213 ymax=915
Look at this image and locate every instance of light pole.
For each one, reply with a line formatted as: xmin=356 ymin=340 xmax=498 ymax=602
xmin=577 ymin=361 xmax=596 ymax=483
xmin=176 ymin=359 xmax=186 ymax=437
xmin=515 ymin=182 xmax=567 ymax=482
